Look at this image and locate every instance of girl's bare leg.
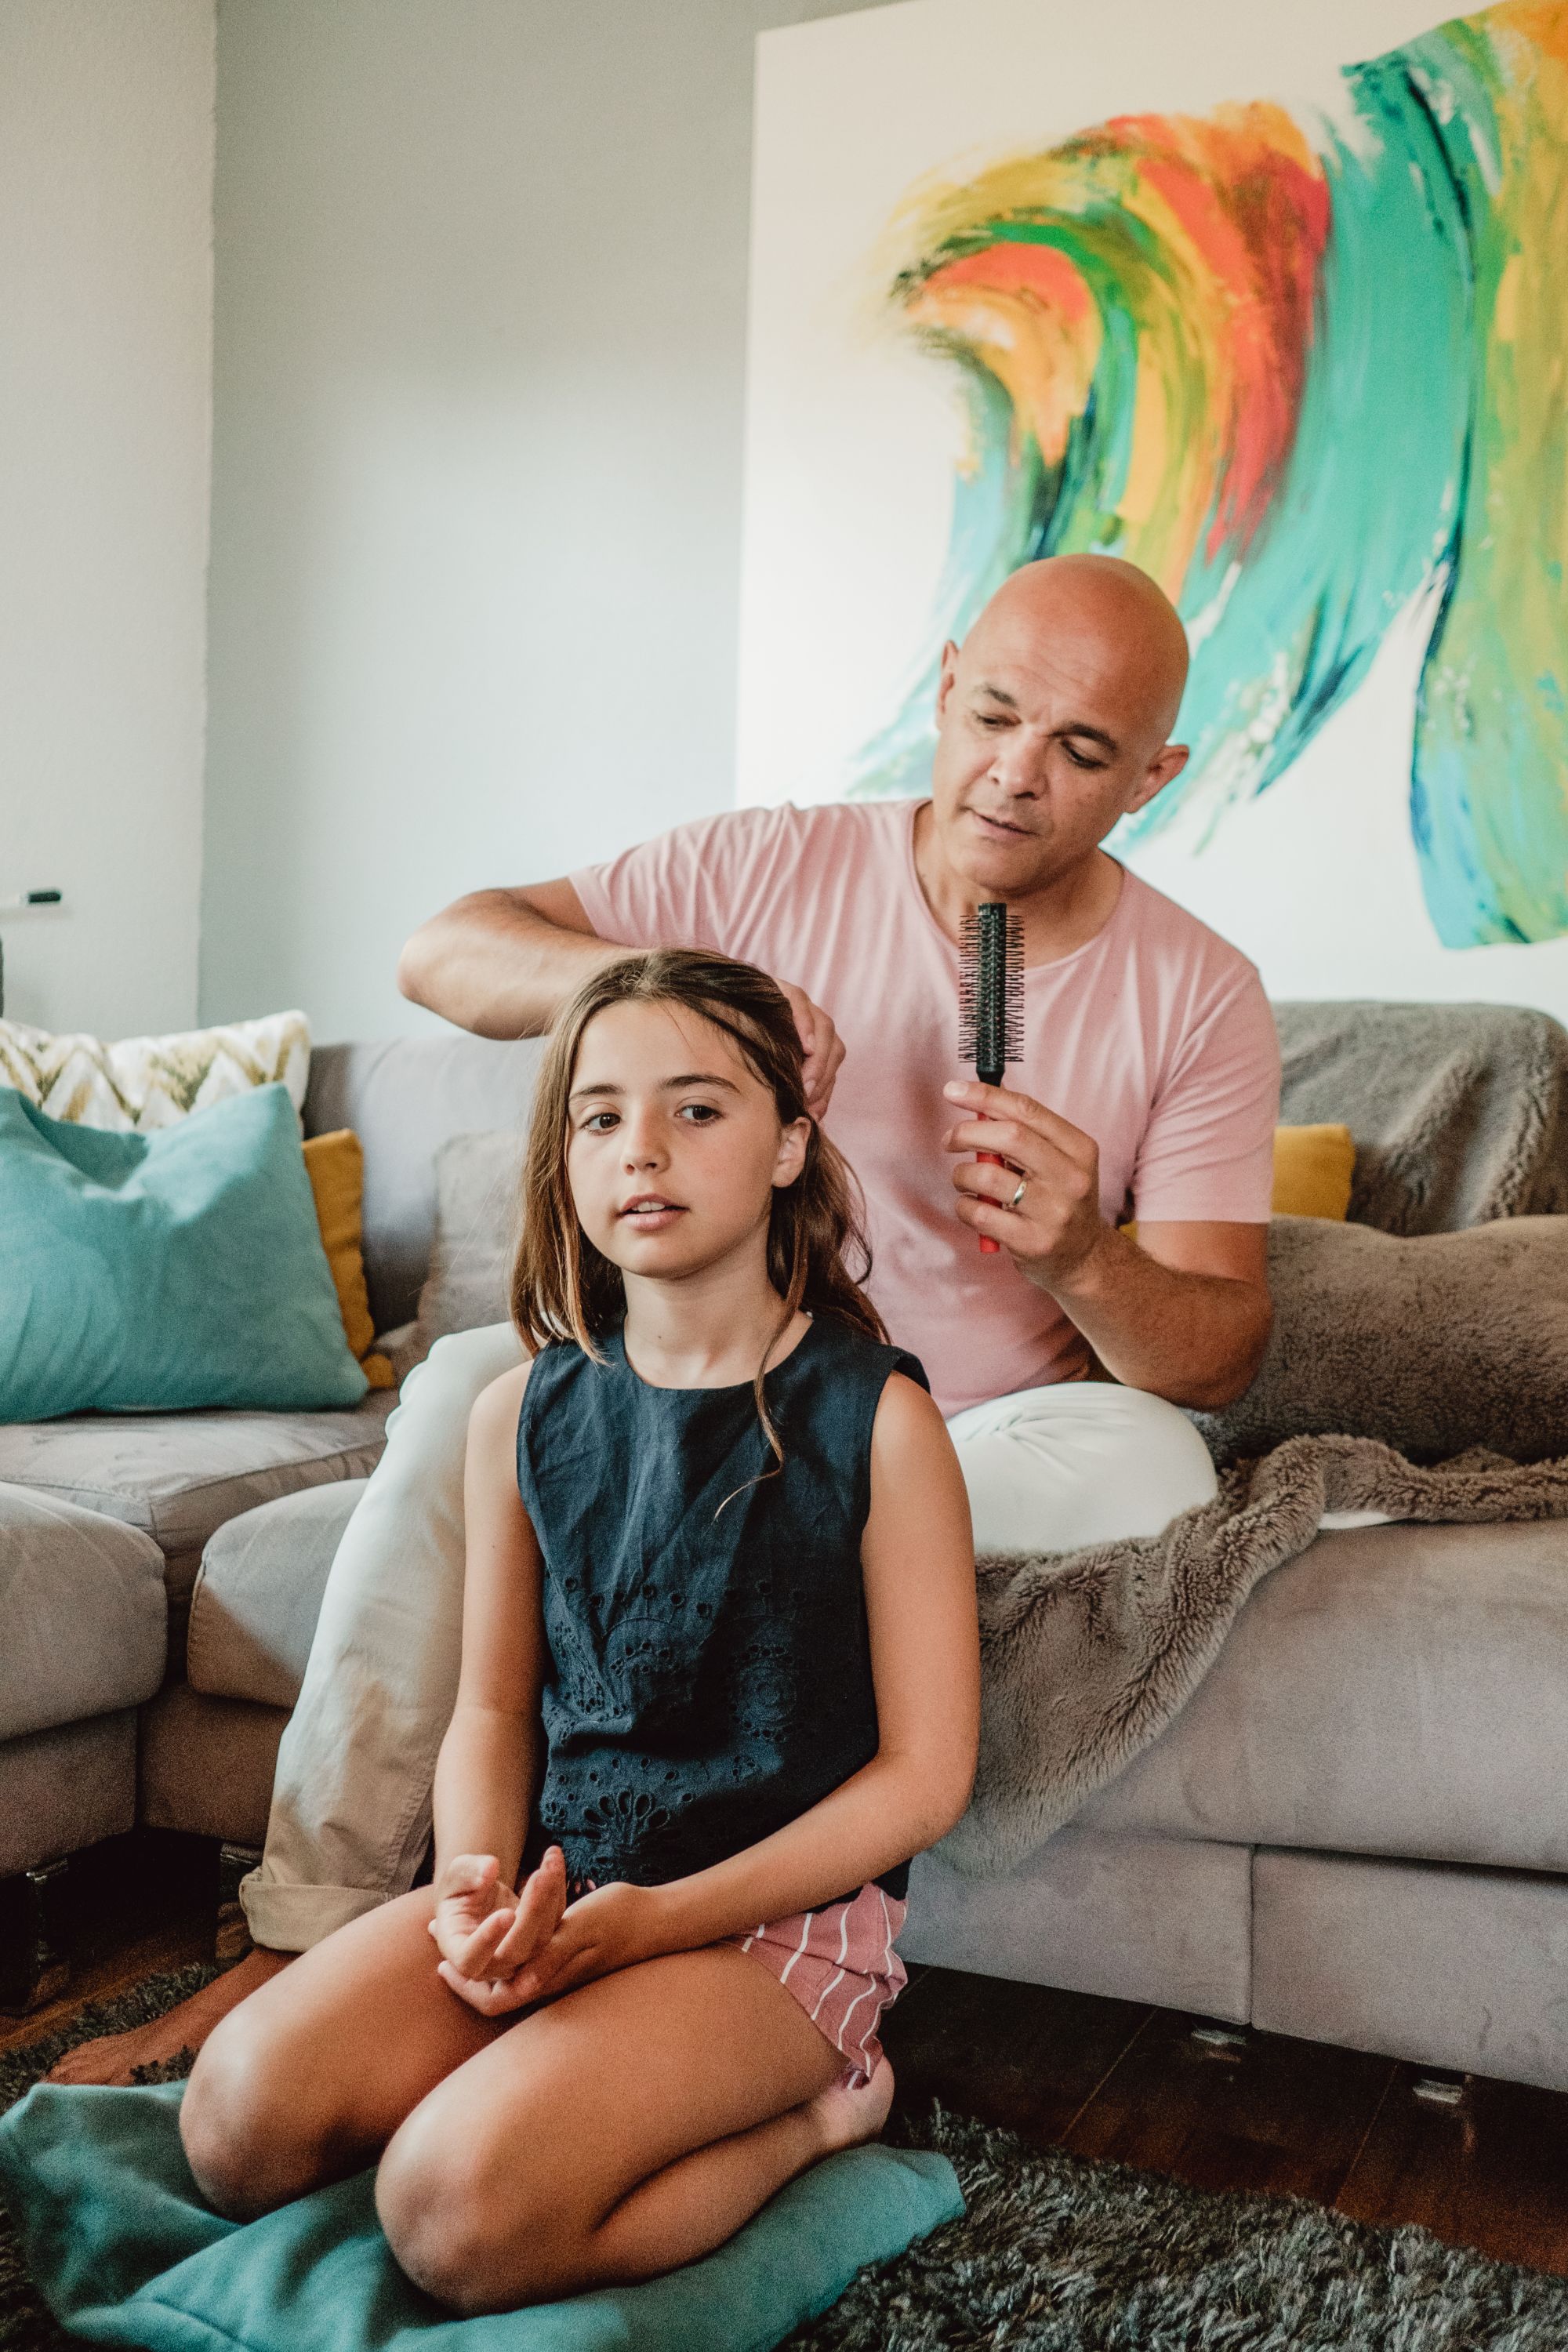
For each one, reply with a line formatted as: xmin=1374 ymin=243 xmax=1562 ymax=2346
xmin=375 ymin=1943 xmax=892 ymax=2314
xmin=180 ymin=1887 xmax=502 ymax=2220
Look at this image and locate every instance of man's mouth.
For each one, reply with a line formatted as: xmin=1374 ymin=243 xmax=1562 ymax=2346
xmin=968 ymin=808 xmax=1032 ymax=839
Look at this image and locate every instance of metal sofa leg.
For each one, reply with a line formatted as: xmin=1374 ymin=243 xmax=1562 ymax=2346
xmin=0 ymin=1857 xmax=72 ymax=2014
xmin=215 ymin=1843 xmax=262 ymax=1964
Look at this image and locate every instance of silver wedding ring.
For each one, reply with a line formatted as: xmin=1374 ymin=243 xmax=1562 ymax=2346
xmin=1008 ymin=1174 xmax=1028 ymax=1210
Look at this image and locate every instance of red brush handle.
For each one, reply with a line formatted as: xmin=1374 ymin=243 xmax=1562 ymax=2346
xmin=977 ymin=1149 xmax=1003 ymax=1254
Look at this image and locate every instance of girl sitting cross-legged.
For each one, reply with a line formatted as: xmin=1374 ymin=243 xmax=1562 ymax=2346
xmin=178 ymin=947 xmax=980 ymax=2315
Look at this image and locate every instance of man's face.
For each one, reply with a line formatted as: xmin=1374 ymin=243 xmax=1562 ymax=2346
xmin=927 ymin=598 xmax=1188 ymax=898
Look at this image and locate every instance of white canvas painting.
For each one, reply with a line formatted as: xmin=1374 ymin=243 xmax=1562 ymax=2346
xmin=737 ymin=0 xmax=1568 ymax=1019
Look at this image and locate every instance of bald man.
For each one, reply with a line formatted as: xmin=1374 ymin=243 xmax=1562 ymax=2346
xmin=56 ymin=556 xmax=1279 ymax=2082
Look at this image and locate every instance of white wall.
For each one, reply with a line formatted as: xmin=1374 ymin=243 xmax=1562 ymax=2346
xmin=0 ymin=0 xmax=215 ymax=1036
xmin=200 ymin=0 xmax=891 ymax=1042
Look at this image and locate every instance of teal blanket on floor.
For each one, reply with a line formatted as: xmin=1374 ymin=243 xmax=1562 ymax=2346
xmin=0 ymin=2082 xmax=962 ymax=2351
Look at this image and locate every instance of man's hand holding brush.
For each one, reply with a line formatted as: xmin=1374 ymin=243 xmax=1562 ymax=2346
xmin=943 ymin=1077 xmax=1105 ymax=1282
xmin=942 ymin=1076 xmax=1272 ymax=1410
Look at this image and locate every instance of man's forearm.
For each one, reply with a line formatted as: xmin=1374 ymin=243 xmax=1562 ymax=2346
xmin=1051 ymin=1226 xmax=1271 ymax=1409
xmin=397 ymin=889 xmax=626 ymax=1039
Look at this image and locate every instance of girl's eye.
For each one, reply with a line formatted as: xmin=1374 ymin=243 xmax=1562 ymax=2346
xmin=678 ymin=1102 xmax=720 ymax=1123
xmin=582 ymin=1111 xmax=619 ymax=1133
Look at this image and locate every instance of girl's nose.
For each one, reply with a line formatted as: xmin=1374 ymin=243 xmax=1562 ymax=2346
xmin=620 ymin=1123 xmax=667 ymax=1171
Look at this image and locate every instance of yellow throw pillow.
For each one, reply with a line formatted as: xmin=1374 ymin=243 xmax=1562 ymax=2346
xmin=1271 ymin=1123 xmax=1355 ymax=1221
xmin=301 ymin=1130 xmax=395 ymax=1388
xmin=1123 ymin=1123 xmax=1355 ymax=1240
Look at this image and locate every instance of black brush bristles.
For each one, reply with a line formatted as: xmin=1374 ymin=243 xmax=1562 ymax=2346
xmin=958 ymin=902 xmax=1025 ymax=1084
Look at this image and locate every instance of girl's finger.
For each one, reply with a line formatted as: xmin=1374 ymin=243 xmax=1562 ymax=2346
xmin=493 ymin=1849 xmax=568 ymax=1964
xmin=447 ymin=1904 xmax=517 ymax=1975
xmin=437 ymin=1960 xmax=532 ymax=2017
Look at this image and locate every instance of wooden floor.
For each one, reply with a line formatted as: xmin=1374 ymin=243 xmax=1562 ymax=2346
xmin=8 ymin=1831 xmax=1568 ymax=2279
xmin=882 ymin=1961 xmax=1568 ymax=2278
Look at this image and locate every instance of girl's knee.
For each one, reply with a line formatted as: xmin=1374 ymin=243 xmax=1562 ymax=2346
xmin=376 ymin=2110 xmax=583 ymax=2310
xmin=181 ymin=2031 xmax=293 ymax=2220
xmin=180 ymin=2015 xmax=341 ymax=2222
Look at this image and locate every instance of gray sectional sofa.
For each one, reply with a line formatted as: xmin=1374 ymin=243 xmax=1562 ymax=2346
xmin=4 ymin=1005 xmax=1567 ymax=2095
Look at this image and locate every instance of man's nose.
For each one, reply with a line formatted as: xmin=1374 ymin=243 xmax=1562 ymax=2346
xmin=991 ymin=734 xmax=1046 ymax=794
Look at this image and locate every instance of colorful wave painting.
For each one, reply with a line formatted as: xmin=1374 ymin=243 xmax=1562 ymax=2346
xmin=855 ymin=0 xmax=1568 ymax=949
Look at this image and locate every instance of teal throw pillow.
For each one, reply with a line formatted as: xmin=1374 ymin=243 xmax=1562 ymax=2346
xmin=0 ymin=1083 xmax=369 ymax=1420
xmin=0 ymin=2080 xmax=964 ymax=2352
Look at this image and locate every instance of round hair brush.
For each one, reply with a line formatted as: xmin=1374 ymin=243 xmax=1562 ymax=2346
xmin=958 ymin=901 xmax=1025 ymax=1254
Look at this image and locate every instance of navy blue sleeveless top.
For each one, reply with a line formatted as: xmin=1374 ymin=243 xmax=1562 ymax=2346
xmin=514 ymin=1313 xmax=927 ymax=1905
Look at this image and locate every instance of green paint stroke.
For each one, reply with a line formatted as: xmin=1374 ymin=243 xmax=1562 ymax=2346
xmin=858 ymin=0 xmax=1568 ymax=949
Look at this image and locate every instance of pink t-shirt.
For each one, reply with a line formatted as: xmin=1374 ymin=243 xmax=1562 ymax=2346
xmin=572 ymin=800 xmax=1279 ymax=1417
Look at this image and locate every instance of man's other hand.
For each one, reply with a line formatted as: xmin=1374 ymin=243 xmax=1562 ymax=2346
xmin=779 ymin=982 xmax=845 ymax=1119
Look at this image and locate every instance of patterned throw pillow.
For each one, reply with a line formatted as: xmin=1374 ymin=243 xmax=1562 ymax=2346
xmin=0 ymin=1011 xmax=309 ymax=1131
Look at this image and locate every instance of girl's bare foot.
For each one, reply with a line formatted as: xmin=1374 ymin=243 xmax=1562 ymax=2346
xmin=808 ymin=2054 xmax=895 ymax=2154
xmin=45 ymin=1947 xmax=292 ymax=2085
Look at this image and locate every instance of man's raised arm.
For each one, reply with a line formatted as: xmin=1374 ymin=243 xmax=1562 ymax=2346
xmin=397 ymin=881 xmax=628 ymax=1040
xmin=400 ymin=874 xmax=848 ymax=1112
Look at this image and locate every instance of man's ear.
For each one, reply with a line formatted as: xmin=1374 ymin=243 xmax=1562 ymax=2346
xmin=934 ymin=641 xmax=961 ymax=724
xmin=773 ymin=1116 xmax=811 ymax=1191
xmin=1125 ymin=742 xmax=1189 ymax=818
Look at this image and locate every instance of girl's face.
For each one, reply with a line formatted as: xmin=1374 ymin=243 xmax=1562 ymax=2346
xmin=564 ymin=998 xmax=809 ymax=1286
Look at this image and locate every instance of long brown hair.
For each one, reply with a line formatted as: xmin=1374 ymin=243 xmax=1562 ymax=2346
xmin=511 ymin=949 xmax=885 ymax=1469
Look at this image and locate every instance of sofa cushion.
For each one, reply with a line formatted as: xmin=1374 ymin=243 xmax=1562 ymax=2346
xmin=0 ymin=1392 xmax=394 ymax=1567
xmin=1079 ymin=1515 xmax=1568 ymax=1873
xmin=0 ymin=1486 xmax=166 ymax=1741
xmin=1191 ymin=1214 xmax=1568 ymax=1466
xmin=0 ymin=1713 xmax=141 ymax=1878
xmin=303 ymin=1037 xmax=543 ymax=1334
xmin=0 ymin=1084 xmax=368 ymax=1421
xmin=1273 ymin=1000 xmax=1568 ymax=1232
xmin=416 ymin=1131 xmax=524 ymax=1347
xmin=187 ymin=1479 xmax=367 ymax=1707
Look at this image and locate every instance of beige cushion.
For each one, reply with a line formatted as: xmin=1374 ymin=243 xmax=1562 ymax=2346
xmin=1080 ymin=1516 xmax=1568 ymax=1872
xmin=187 ymin=1479 xmax=367 ymax=1706
xmin=0 ymin=1484 xmax=166 ymax=1740
xmin=0 ymin=1391 xmax=394 ymax=1564
xmin=1192 ymin=1214 xmax=1568 ymax=1465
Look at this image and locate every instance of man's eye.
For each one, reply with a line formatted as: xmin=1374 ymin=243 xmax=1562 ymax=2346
xmin=976 ymin=713 xmax=1009 ymax=728
xmin=1065 ymin=746 xmax=1108 ymax=771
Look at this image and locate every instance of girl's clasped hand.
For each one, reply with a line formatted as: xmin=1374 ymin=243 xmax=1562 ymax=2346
xmin=430 ymin=1846 xmax=659 ymax=2014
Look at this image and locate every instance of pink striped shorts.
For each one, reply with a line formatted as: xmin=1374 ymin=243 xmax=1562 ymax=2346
xmin=727 ymin=1880 xmax=908 ymax=2085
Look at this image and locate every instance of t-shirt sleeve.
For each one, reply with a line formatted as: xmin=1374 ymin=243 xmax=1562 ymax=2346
xmin=570 ymin=807 xmax=797 ymax=956
xmin=1131 ymin=966 xmax=1281 ymax=1223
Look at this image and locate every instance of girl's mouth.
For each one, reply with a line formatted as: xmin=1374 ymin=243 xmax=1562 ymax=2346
xmin=619 ymin=1199 xmax=687 ymax=1229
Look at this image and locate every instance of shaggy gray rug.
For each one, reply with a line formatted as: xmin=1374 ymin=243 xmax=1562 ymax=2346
xmin=4 ymin=1969 xmax=1568 ymax=2350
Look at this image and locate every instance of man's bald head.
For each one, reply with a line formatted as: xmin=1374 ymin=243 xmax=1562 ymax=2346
xmin=960 ymin=556 xmax=1190 ymax=745
xmin=926 ymin=554 xmax=1193 ymax=909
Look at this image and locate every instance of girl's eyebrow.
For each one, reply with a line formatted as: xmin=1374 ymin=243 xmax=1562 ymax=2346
xmin=568 ymin=1072 xmax=742 ymax=1105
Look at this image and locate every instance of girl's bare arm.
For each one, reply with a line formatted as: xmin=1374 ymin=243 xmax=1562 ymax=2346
xmin=431 ymin=1363 xmax=546 ymax=1886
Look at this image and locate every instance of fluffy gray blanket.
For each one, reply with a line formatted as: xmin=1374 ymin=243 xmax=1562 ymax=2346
xmin=938 ymin=1435 xmax=1568 ymax=1878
